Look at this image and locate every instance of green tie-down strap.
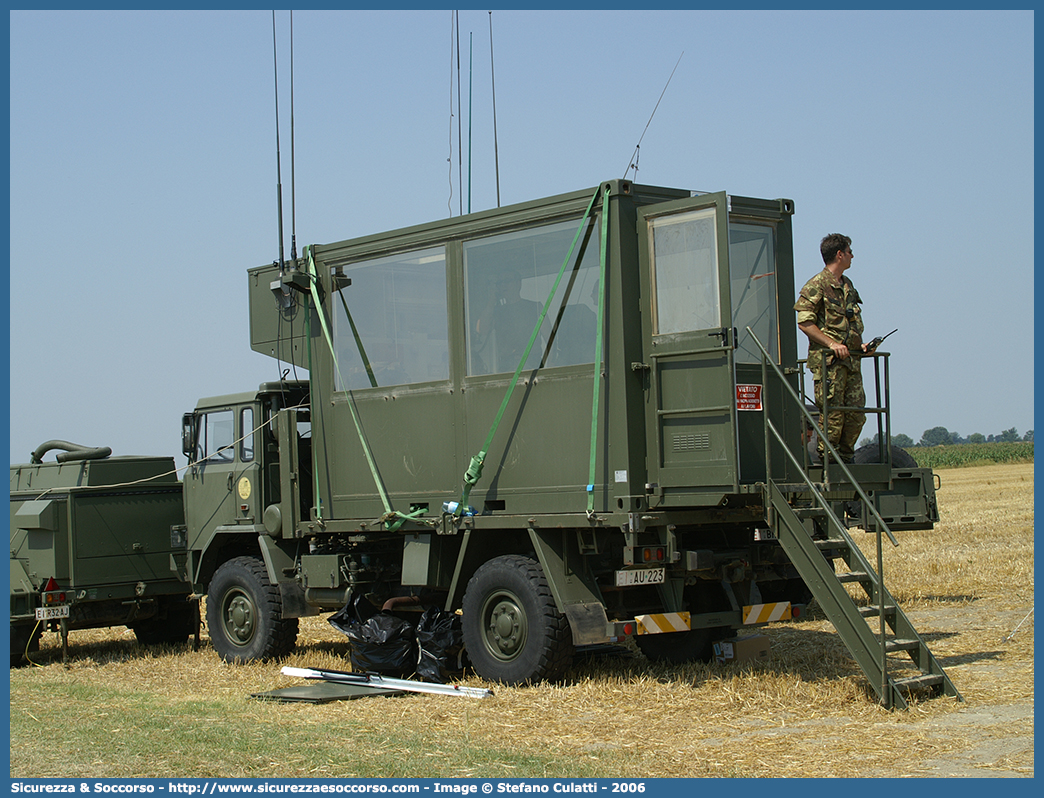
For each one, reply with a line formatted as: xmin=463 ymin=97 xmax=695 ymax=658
xmin=454 ymin=185 xmax=603 ymax=516
xmin=303 ymin=247 xmax=429 ymax=532
xmin=586 ymin=184 xmax=610 ymax=514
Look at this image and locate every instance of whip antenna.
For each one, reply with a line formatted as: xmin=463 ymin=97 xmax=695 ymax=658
xmin=623 ymin=51 xmax=683 ymax=180
xmin=456 ymin=13 xmax=463 ymax=216
xmin=446 ymin=11 xmax=455 ymax=216
xmin=271 ymin=11 xmax=285 ymax=273
xmin=489 ymin=11 xmax=501 ymax=207
xmin=289 ymin=10 xmax=297 ymax=262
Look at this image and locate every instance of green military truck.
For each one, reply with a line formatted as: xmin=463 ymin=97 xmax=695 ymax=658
xmin=10 ymin=442 xmax=195 ymax=665
xmin=12 ymin=181 xmax=954 ymax=707
xmin=173 ymin=180 xmax=954 ymax=707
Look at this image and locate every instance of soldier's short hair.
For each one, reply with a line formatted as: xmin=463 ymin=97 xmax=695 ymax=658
xmin=820 ymin=233 xmax=852 ymax=265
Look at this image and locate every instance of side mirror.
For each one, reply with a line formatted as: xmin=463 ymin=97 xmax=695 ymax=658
xmin=182 ymin=413 xmax=197 ymax=459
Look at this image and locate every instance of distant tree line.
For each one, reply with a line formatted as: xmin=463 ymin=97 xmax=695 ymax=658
xmin=860 ymin=427 xmax=1034 ymax=448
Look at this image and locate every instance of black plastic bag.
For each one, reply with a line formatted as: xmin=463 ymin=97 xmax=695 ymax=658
xmin=327 ymin=590 xmax=377 ymax=636
xmin=329 ymin=591 xmax=417 ymax=676
xmin=344 ymin=612 xmax=417 ymax=676
xmin=415 ymin=606 xmax=467 ymax=683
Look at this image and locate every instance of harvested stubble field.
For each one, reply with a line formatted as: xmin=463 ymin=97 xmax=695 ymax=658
xmin=9 ymin=463 xmax=1034 ymax=779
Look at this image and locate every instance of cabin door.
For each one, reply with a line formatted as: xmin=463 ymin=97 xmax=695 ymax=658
xmin=637 ymin=192 xmax=739 ymax=496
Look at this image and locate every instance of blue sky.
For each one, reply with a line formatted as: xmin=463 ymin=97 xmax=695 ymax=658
xmin=8 ymin=8 xmax=1034 ymax=464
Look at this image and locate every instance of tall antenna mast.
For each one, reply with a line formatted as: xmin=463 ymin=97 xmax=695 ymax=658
xmin=271 ymin=11 xmax=285 ymax=273
xmin=467 ymin=31 xmax=473 ymax=214
xmin=289 ymin=10 xmax=297 ymax=262
xmin=489 ymin=11 xmax=501 ymax=207
xmin=455 ymin=13 xmax=463 ymax=216
xmin=623 ymin=51 xmax=684 ymax=181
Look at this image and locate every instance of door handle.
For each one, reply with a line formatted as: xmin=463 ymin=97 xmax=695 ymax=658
xmin=227 ymin=472 xmax=234 ymax=492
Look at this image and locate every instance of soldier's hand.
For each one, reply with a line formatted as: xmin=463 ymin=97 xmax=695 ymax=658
xmin=829 ymin=341 xmax=850 ymax=360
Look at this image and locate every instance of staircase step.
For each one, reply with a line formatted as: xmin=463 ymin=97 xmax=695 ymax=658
xmin=814 ymin=538 xmax=850 ymax=550
xmin=793 ymin=507 xmax=827 ymax=519
xmin=837 ymin=571 xmax=872 ymax=584
xmin=893 ymin=673 xmax=944 ymax=693
xmin=858 ymin=604 xmax=897 ymax=618
xmin=885 ymin=638 xmax=921 ymax=653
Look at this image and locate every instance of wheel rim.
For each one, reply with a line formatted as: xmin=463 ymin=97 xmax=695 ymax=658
xmin=221 ymin=588 xmax=255 ymax=648
xmin=480 ymin=590 xmax=528 ymax=663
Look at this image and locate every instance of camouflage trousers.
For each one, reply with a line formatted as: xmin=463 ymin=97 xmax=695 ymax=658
xmin=813 ymin=364 xmax=866 ymax=462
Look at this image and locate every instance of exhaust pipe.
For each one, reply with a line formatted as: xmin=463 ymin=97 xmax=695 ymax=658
xmin=31 ymin=440 xmax=112 ymax=465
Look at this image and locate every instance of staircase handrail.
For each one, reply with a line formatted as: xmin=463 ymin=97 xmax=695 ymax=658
xmin=746 ymin=326 xmax=899 ymax=547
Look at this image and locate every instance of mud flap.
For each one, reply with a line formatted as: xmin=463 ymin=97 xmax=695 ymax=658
xmin=527 ymin=528 xmax=609 ymax=646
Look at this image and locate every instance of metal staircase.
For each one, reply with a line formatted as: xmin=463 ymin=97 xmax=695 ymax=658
xmin=750 ymin=329 xmax=962 ymax=709
xmin=767 ymin=481 xmax=961 ymax=709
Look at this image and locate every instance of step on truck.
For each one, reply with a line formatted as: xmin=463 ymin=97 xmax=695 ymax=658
xmin=175 ymin=180 xmax=955 ymax=706
xmin=10 ymin=442 xmax=196 ymax=665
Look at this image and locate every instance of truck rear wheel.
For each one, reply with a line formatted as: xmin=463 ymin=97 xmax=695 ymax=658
xmin=461 ymin=555 xmax=573 ymax=685
xmin=206 ymin=557 xmax=298 ymax=662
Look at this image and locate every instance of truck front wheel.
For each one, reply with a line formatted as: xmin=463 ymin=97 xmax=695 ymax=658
xmin=206 ymin=557 xmax=298 ymax=662
xmin=461 ymin=555 xmax=573 ymax=686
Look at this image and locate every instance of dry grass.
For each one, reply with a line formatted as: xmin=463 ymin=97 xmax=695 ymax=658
xmin=10 ymin=463 xmax=1034 ymax=778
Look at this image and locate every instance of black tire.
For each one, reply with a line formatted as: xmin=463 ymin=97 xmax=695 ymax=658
xmin=10 ymin=623 xmax=41 ymax=668
xmin=636 ymin=626 xmax=726 ymax=664
xmin=846 ymin=445 xmax=919 ymax=523
xmin=461 ymin=555 xmax=574 ymax=685
xmin=852 ymin=443 xmax=917 ymax=468
xmin=206 ymin=557 xmax=298 ymax=662
xmin=131 ymin=597 xmax=198 ymax=646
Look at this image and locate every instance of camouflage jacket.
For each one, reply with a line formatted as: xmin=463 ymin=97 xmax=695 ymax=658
xmin=793 ymin=268 xmax=864 ymax=374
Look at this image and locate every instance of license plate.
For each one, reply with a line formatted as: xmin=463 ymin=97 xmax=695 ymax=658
xmin=35 ymin=605 xmax=70 ymax=621
xmin=615 ymin=567 xmax=666 ymax=587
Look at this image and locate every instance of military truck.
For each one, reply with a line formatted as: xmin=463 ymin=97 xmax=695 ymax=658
xmin=171 ymin=180 xmax=955 ymax=707
xmin=10 ymin=442 xmax=195 ymax=665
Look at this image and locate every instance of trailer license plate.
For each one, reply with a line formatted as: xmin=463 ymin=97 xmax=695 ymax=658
xmin=35 ymin=606 xmax=69 ymax=621
xmin=615 ymin=567 xmax=665 ymax=587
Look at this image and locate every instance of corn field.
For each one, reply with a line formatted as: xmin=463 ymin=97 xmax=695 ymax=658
xmin=909 ymin=441 xmax=1034 ymax=469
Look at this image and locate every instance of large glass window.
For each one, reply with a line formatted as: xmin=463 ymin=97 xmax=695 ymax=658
xmin=200 ymin=410 xmax=234 ymax=462
xmin=729 ymin=223 xmax=778 ymax=363
xmin=649 ymin=207 xmax=719 ymax=335
xmin=329 ymin=247 xmax=449 ymax=390
xmin=464 ymin=217 xmax=601 ymax=375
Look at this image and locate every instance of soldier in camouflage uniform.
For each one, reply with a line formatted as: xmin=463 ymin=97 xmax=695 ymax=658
xmin=794 ymin=233 xmax=866 ymax=463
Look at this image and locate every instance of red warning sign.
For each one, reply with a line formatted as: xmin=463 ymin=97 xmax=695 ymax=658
xmin=736 ymin=384 xmax=763 ymax=411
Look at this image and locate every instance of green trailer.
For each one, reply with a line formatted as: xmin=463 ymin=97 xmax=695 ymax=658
xmin=9 ymin=442 xmax=195 ymax=665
